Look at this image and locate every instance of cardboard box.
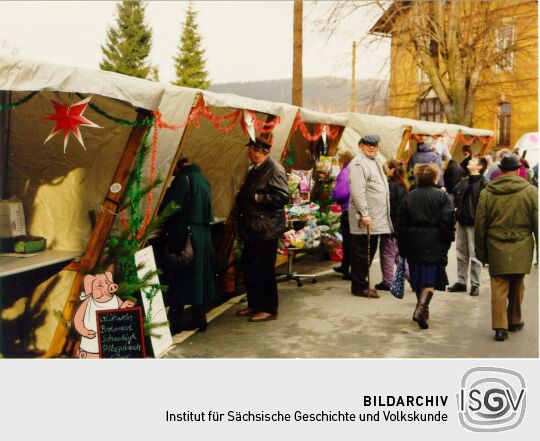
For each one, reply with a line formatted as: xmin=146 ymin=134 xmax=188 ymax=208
xmin=0 ymin=200 xmax=27 ymax=238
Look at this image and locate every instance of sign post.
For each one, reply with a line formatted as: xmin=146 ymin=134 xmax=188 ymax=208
xmin=135 ymin=245 xmax=173 ymax=358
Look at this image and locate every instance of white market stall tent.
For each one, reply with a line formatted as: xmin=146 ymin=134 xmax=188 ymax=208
xmin=337 ymin=112 xmax=494 ymax=161
xmin=0 ymin=54 xmax=494 ymax=358
xmin=0 ymin=55 xmax=197 ymax=357
xmin=182 ymin=90 xmax=298 ymax=219
xmin=0 ymin=55 xmax=301 ymax=357
xmin=382 ymin=115 xmax=494 ymax=162
xmin=275 ymin=108 xmax=350 ymax=171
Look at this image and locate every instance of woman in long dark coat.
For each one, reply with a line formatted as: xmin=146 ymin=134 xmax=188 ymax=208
xmin=397 ymin=163 xmax=455 ymax=329
xmin=160 ymin=158 xmax=218 ymax=332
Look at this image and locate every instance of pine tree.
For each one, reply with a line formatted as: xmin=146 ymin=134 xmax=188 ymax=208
xmin=100 ymin=0 xmax=153 ymax=79
xmin=172 ymin=3 xmax=210 ymax=89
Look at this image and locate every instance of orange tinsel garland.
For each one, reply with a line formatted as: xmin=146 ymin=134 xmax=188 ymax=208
xmin=134 ymin=101 xmax=282 ymax=238
xmin=292 ymin=114 xmax=340 ymax=142
xmin=409 ymin=131 xmax=493 ymax=146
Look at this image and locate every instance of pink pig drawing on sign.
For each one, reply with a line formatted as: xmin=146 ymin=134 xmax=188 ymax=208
xmin=73 ymin=271 xmax=134 ymax=358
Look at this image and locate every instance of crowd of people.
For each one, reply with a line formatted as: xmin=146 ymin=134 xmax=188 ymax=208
xmin=333 ymin=134 xmax=537 ymax=341
xmin=156 ymin=133 xmax=537 ymax=344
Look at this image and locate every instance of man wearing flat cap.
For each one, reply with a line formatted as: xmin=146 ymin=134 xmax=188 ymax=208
xmin=235 ymin=137 xmax=290 ymax=322
xmin=348 ymin=134 xmax=392 ymax=298
xmin=475 ymin=153 xmax=538 ymax=342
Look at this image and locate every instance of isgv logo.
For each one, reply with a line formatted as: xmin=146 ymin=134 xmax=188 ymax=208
xmin=457 ymin=367 xmax=526 ymax=432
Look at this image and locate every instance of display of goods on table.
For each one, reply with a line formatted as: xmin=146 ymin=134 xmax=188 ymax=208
xmin=321 ymin=236 xmax=343 ymax=261
xmin=312 ymin=156 xmax=340 ymax=214
xmin=281 ymin=157 xmax=345 ymax=260
xmin=317 ymin=207 xmax=343 ymax=261
xmin=288 ymin=169 xmax=314 ymax=204
xmin=315 ymin=156 xmax=339 ymax=181
xmin=279 ymin=202 xmax=328 ymax=253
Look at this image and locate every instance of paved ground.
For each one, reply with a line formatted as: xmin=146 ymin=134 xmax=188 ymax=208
xmin=164 ymin=245 xmax=538 ymax=358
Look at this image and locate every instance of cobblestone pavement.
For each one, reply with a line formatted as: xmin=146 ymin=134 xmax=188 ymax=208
xmin=164 ymin=245 xmax=538 ymax=358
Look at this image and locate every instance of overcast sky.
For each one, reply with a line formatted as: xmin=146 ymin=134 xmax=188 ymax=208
xmin=0 ymin=1 xmax=389 ymax=84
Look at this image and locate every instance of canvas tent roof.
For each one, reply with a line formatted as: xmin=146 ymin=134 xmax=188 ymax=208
xmin=298 ymin=108 xmax=350 ymax=126
xmin=1 ymin=54 xmax=496 ymax=357
xmin=337 ymin=112 xmax=494 ymax=159
xmin=382 ymin=115 xmax=494 ymax=138
xmin=338 ymin=113 xmax=408 ymax=159
xmin=0 ymin=54 xmax=305 ymax=221
xmin=0 ymin=53 xmax=496 ymax=244
xmin=0 ymin=54 xmax=299 ymax=356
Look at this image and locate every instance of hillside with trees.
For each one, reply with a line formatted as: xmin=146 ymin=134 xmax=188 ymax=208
xmin=210 ymin=77 xmax=388 ymax=115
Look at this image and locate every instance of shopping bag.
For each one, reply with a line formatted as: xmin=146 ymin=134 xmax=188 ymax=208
xmin=390 ymin=257 xmax=406 ymax=299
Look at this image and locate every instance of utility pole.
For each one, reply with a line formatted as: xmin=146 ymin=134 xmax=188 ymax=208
xmin=292 ymin=0 xmax=303 ymax=106
xmin=350 ymin=41 xmax=356 ymax=112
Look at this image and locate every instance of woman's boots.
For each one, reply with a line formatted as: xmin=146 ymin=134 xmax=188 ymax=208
xmin=413 ymin=288 xmax=433 ymax=329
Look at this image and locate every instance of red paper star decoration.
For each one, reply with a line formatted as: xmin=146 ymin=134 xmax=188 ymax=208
xmin=43 ymin=96 xmax=101 ymax=152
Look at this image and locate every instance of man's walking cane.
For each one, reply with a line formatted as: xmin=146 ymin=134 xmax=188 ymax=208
xmin=366 ymin=224 xmax=371 ymax=298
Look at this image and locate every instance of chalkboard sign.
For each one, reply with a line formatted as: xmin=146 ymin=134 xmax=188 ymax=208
xmin=96 ymin=307 xmax=146 ymax=358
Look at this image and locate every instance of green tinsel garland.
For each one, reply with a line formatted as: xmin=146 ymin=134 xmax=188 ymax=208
xmin=117 ymin=119 xmax=154 ymax=288
xmin=0 ymin=90 xmax=152 ymax=130
xmin=75 ymin=92 xmax=152 ymax=127
xmin=0 ymin=91 xmax=39 ymax=112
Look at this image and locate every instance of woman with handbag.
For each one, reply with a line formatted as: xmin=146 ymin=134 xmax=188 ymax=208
xmin=397 ymin=163 xmax=455 ymax=329
xmin=375 ymin=159 xmax=409 ymax=291
xmin=160 ymin=157 xmax=218 ymax=333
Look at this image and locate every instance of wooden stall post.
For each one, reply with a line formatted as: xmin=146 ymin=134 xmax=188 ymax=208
xmin=45 ymin=109 xmax=153 ymax=358
xmin=261 ymin=113 xmax=279 ymax=142
xmin=330 ymin=126 xmax=345 ymax=156
xmin=396 ymin=127 xmax=412 ymax=162
xmin=480 ymin=137 xmax=492 ymax=155
xmin=0 ymin=91 xmax=12 ymax=199
xmin=450 ymin=129 xmax=463 ymax=158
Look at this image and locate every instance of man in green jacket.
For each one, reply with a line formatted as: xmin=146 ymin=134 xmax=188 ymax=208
xmin=475 ymin=153 xmax=538 ymax=342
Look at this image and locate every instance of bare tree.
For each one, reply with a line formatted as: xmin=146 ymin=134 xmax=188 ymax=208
xmin=321 ymin=0 xmax=537 ymax=126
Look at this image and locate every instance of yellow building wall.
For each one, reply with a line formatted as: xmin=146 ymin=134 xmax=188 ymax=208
xmin=386 ymin=0 xmax=538 ymax=148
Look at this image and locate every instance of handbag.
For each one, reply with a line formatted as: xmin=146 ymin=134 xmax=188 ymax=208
xmin=390 ymin=257 xmax=406 ymax=299
xmin=165 ymin=175 xmax=195 ymax=269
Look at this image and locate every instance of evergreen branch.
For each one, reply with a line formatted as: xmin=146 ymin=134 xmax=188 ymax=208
xmin=143 ymin=319 xmax=169 ymax=339
xmin=120 ymin=176 xmax=163 ymax=212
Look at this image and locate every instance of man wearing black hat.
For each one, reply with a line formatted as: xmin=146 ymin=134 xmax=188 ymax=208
xmin=475 ymin=153 xmax=538 ymax=342
xmin=348 ymin=134 xmax=392 ymax=298
xmin=235 ymin=137 xmax=290 ymax=322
